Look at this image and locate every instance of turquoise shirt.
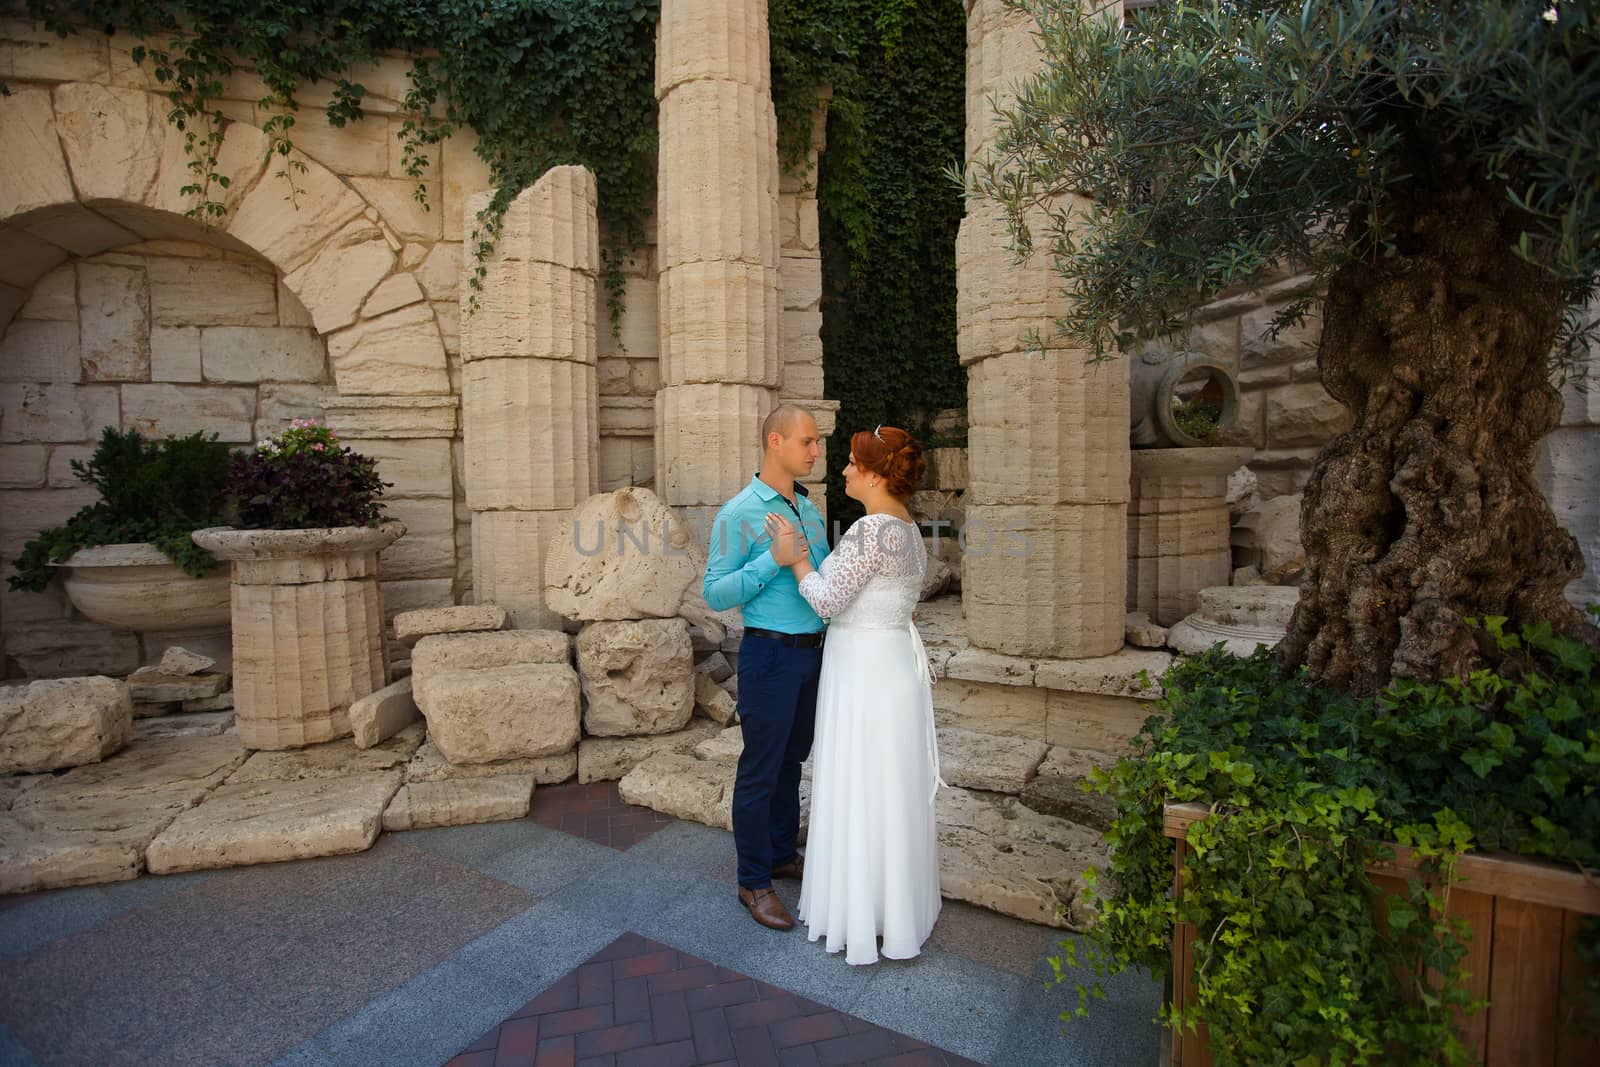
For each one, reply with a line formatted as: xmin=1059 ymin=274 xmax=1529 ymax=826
xmin=703 ymin=474 xmax=830 ymax=633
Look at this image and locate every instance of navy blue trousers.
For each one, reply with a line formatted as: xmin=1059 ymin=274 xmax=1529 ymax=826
xmin=732 ymin=634 xmax=822 ymax=889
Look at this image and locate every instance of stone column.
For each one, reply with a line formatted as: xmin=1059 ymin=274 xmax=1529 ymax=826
xmin=460 ymin=167 xmax=601 ymax=628
xmin=1127 ymin=446 xmax=1253 ymax=626
xmin=655 ymin=0 xmax=783 ymax=521
xmin=959 ymin=0 xmax=1129 ymax=658
xmin=1537 ymin=344 xmax=1600 ymax=612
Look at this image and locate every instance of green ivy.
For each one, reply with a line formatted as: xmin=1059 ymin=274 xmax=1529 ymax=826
xmin=7 ymin=428 xmax=232 ymax=592
xmin=1062 ymin=622 xmax=1600 ymax=1064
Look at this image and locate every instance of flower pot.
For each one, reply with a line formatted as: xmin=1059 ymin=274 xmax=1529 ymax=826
xmin=57 ymin=543 xmax=232 ymax=632
xmin=191 ymin=522 xmax=405 ymax=750
xmin=1163 ymin=802 xmax=1600 ymax=1066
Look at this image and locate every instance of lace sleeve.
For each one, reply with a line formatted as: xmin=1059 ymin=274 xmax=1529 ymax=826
xmin=797 ymin=517 xmax=886 ymax=618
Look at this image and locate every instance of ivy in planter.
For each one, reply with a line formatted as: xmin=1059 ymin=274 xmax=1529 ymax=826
xmin=7 ymin=427 xmax=232 ymax=592
xmin=1061 ymin=619 xmax=1600 ymax=1065
xmin=224 ymin=420 xmax=388 ymax=530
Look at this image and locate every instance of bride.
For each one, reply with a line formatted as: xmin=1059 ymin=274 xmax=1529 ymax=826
xmin=764 ymin=424 xmax=942 ymax=965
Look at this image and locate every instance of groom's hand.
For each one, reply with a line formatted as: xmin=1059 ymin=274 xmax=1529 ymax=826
xmin=764 ymin=513 xmax=805 ymax=566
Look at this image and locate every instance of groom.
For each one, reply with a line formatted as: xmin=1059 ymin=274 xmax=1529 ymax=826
xmin=703 ymin=404 xmax=830 ymax=931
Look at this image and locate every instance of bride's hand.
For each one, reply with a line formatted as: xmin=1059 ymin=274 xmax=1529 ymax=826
xmin=764 ymin=513 xmax=805 ymax=566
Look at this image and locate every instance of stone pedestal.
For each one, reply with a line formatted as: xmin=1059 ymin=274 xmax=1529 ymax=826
xmin=193 ymin=522 xmax=404 ymax=750
xmin=1127 ymin=447 xmax=1253 ymax=625
xmin=1167 ymin=585 xmax=1299 ymax=657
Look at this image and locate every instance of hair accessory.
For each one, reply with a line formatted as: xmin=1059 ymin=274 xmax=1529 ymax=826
xmin=873 ymin=425 xmax=885 ymax=441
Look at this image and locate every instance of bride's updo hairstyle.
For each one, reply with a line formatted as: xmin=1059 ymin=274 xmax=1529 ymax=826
xmin=849 ymin=425 xmax=926 ymax=500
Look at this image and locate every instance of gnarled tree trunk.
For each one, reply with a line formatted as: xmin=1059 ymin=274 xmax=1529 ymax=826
xmin=1278 ymin=175 xmax=1597 ymax=695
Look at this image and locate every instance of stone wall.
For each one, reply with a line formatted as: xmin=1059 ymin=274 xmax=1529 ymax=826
xmin=0 ymin=16 xmax=833 ymax=679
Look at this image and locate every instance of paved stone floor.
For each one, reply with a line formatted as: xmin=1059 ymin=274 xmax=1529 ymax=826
xmin=0 ymin=781 xmax=1161 ymax=1066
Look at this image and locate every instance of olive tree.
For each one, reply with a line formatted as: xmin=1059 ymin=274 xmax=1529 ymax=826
xmin=969 ymin=0 xmax=1599 ymax=694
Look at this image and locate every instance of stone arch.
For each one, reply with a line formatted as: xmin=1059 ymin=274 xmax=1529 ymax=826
xmin=0 ymin=81 xmax=448 ymax=395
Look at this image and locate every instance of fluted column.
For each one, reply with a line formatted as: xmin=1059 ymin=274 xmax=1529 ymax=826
xmin=959 ymin=0 xmax=1129 ymax=658
xmin=654 ymin=0 xmax=782 ymax=508
xmin=460 ymin=166 xmax=601 ymax=627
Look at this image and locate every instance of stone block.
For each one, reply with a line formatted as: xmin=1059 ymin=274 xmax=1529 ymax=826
xmin=779 ymin=254 xmax=820 ymax=312
xmin=1265 ymin=381 xmax=1351 ymax=447
xmin=937 ymin=786 xmax=1104 ymax=928
xmin=361 ymin=272 xmax=427 ymax=319
xmin=0 ymin=443 xmax=46 ymax=488
xmin=0 ymin=319 xmax=80 ymax=382
xmin=77 ymin=262 xmax=151 ymax=382
xmin=144 ymin=770 xmax=403 ymax=873
xmin=127 ymin=669 xmax=228 ymax=704
xmin=461 ymin=257 xmax=598 ymax=363
xmin=575 ymin=618 xmax=695 ymax=737
xmin=350 ymin=178 xmax=443 ymax=243
xmin=658 ymin=261 xmax=780 ymax=386
xmin=121 ymin=383 xmax=255 ymax=443
xmin=617 ymin=751 xmax=735 ymax=830
xmin=936 ymin=726 xmax=1047 ymax=794
xmin=0 ymin=676 xmax=132 ymax=774
xmin=943 ymin=647 xmax=1034 ymax=686
xmin=226 ymin=149 xmax=367 ymax=273
xmin=544 ymin=487 xmax=703 ymax=620
xmin=226 ymin=726 xmax=421 ymax=783
xmin=966 ymin=349 xmax=1129 ymax=506
xmin=577 ymin=718 xmax=722 ymax=782
xmin=349 ymin=677 xmax=421 ymax=748
xmin=597 ymin=275 xmax=660 ymax=362
xmin=654 ymin=384 xmax=773 ymax=507
xmin=374 ymin=498 xmax=455 ymax=581
xmin=394 ymin=605 xmax=508 ymax=647
xmin=321 ymin=394 xmax=458 ymax=439
xmin=411 ymin=629 xmax=569 ymax=675
xmin=961 ymin=502 xmax=1127 ymax=659
xmin=150 ymin=325 xmax=202 ymax=382
xmin=146 ymin=256 xmax=277 ymax=326
xmin=326 ymin=302 xmax=451 ymax=396
xmin=693 ymin=671 xmax=737 ymax=726
xmin=1240 ymin=302 xmax=1320 ymax=368
xmin=932 ymin=679 xmax=1047 ymax=742
xmin=656 ymin=81 xmax=778 ymax=270
xmin=462 ymin=358 xmax=598 ymax=509
xmin=0 ymin=486 xmax=99 ymax=558
xmin=2 ymin=618 xmax=140 ymax=679
xmin=0 ymin=88 xmax=75 ymax=218
xmin=281 ymin=219 xmax=396 ymax=335
xmin=382 ymin=775 xmax=533 ymax=832
xmin=1043 ymin=690 xmax=1151 ymax=755
xmin=470 ymin=510 xmax=569 ymax=630
xmin=1231 ymin=492 xmax=1304 ymax=574
xmin=17 ymin=264 xmax=75 ymax=320
xmin=133 ymin=710 xmax=234 ymax=741
xmin=200 ymin=326 xmax=326 ymax=383
xmin=405 ymin=739 xmax=575 ymax=785
xmin=1018 ymin=746 xmax=1118 ymax=831
xmin=414 ymin=662 xmax=581 ymax=764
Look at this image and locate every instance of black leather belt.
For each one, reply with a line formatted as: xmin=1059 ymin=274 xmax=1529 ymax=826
xmin=744 ymin=627 xmax=825 ymax=648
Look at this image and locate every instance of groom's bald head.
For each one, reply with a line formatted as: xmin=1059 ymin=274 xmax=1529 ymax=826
xmin=762 ymin=404 xmax=814 ymax=452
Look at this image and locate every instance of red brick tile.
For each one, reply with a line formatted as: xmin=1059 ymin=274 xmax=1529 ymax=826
xmin=575 ymin=1056 xmax=614 ymax=1067
xmin=729 ymin=1023 xmax=783 ymax=1067
xmin=645 ymin=963 xmax=721 ymax=995
xmin=612 ymin=976 xmax=650 ymax=1025
xmin=691 ymin=1006 xmax=735 ymax=1061
xmin=617 ymin=1038 xmax=696 ymax=1067
xmin=611 ymin=949 xmax=678 ymax=980
xmin=880 ymin=1052 xmax=946 ymax=1067
xmin=723 ymin=995 xmax=803 ymax=1029
xmin=686 ymin=978 xmax=759 ymax=1013
xmin=778 ymin=1045 xmax=822 ymax=1067
xmin=576 ymin=961 xmax=613 ymax=1007
xmin=540 ymin=1004 xmax=614 ymax=1039
xmin=813 ymin=1027 xmax=904 ymax=1065
xmin=770 ymin=1011 xmax=850 ymax=1047
xmin=574 ymin=1020 xmax=652 ymax=1057
xmin=588 ymin=932 xmax=650 ymax=963
xmin=491 ymin=1016 xmax=540 ymax=1064
xmin=534 ymin=1034 xmax=576 ymax=1067
xmin=514 ymin=975 xmax=578 ymax=1018
xmin=649 ymin=991 xmax=691 ymax=1043
xmin=462 ymin=1024 xmax=501 ymax=1052
xmin=443 ymin=1052 xmax=497 ymax=1067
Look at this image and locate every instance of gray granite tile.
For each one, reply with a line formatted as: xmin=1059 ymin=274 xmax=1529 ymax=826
xmin=923 ymin=899 xmax=1062 ymax=978
xmin=618 ymin=818 xmax=736 ymax=876
xmin=310 ymin=957 xmax=525 ymax=1067
xmin=848 ymin=947 xmax=1028 ymax=1062
xmin=448 ymin=898 xmax=618 ymax=1005
xmin=989 ymin=946 xmax=1164 ymax=1067
xmin=400 ymin=815 xmax=548 ymax=868
xmin=263 ymin=1043 xmax=340 ymax=1067
xmin=474 ymin=822 xmax=627 ymax=896
xmin=0 ymin=887 xmax=125 ymax=962
xmin=0 ymin=1024 xmax=38 ymax=1067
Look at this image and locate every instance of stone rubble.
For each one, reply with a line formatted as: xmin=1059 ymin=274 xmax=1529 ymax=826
xmin=0 ymin=676 xmax=132 ymax=775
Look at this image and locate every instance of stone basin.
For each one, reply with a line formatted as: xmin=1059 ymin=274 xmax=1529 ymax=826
xmin=57 ymin=543 xmax=232 ymax=632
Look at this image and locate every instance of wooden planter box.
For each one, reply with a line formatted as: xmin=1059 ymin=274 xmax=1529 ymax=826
xmin=1164 ymin=803 xmax=1600 ymax=1067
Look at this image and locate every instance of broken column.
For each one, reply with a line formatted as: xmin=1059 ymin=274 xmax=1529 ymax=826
xmin=460 ymin=166 xmax=601 ymax=627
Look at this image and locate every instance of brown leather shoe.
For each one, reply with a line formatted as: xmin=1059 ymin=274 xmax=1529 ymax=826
xmin=771 ymin=856 xmax=805 ymax=881
xmin=738 ymin=886 xmax=795 ymax=931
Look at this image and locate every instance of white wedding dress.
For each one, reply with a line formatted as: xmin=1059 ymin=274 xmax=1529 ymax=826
xmin=795 ymin=513 xmax=942 ymax=965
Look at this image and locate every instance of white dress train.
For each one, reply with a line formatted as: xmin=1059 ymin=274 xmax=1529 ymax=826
xmin=795 ymin=513 xmax=942 ymax=966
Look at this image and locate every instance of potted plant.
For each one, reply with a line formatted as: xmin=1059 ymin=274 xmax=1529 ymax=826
xmin=7 ymin=428 xmax=234 ymax=632
xmin=1056 ymin=625 xmax=1600 ymax=1066
xmin=192 ymin=420 xmax=404 ymax=750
